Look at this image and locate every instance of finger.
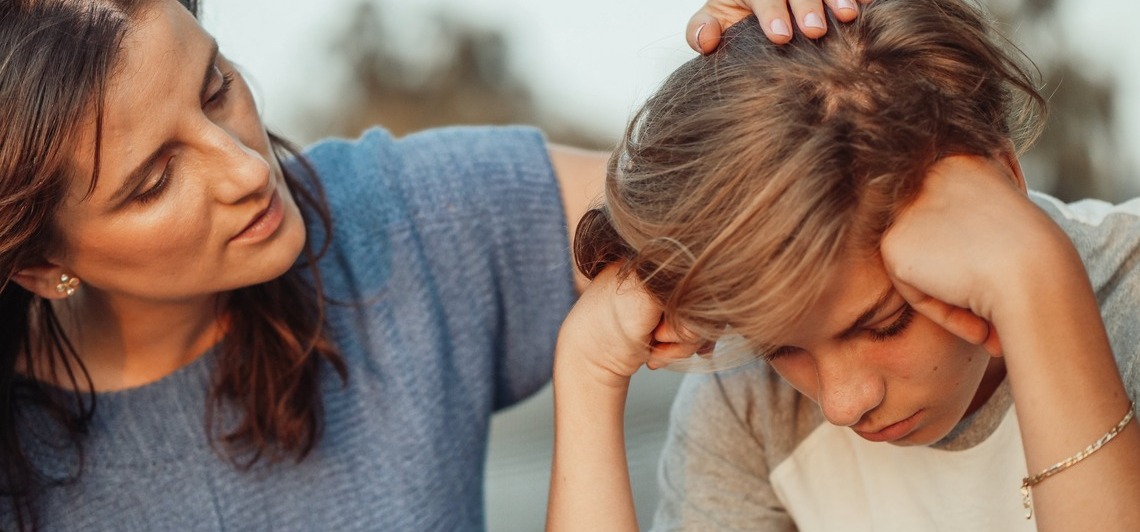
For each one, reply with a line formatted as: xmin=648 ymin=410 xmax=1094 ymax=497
xmin=652 ymin=319 xmax=703 ymax=344
xmin=686 ymin=13 xmax=725 ymax=54
xmin=982 ymin=325 xmax=1003 ymax=357
xmin=894 ymin=281 xmax=992 ymax=347
xmin=647 ymin=341 xmax=705 ymax=370
xmin=690 ymin=1 xmax=794 ymax=49
xmin=652 ymin=320 xmax=683 ymax=344
xmin=744 ymin=0 xmax=794 ymax=43
xmin=826 ymin=0 xmax=860 ymax=22
xmin=789 ymin=0 xmax=827 ymax=39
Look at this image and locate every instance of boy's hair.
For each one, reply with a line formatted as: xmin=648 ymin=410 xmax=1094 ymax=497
xmin=574 ymin=0 xmax=1046 ymax=352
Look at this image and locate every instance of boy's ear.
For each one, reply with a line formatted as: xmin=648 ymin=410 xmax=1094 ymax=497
xmin=10 ymin=263 xmax=78 ymax=300
xmin=996 ymin=141 xmax=1028 ymax=194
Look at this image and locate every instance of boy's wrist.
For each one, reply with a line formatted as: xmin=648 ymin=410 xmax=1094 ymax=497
xmin=989 ymin=224 xmax=1089 ymax=330
xmin=554 ymin=334 xmax=636 ymax=393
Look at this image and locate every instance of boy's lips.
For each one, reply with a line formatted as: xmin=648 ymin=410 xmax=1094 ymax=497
xmin=853 ymin=410 xmax=923 ymax=443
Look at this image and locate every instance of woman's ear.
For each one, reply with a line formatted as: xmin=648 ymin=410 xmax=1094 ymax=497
xmin=11 ymin=263 xmax=80 ymax=300
xmin=996 ymin=140 xmax=1029 ymax=194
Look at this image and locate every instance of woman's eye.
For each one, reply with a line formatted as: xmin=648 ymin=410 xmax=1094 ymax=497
xmin=135 ymin=163 xmax=173 ymax=205
xmin=868 ymin=304 xmax=916 ymax=341
xmin=205 ymin=69 xmax=234 ymax=108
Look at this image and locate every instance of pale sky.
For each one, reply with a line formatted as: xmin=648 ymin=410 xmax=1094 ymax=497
xmin=200 ymin=0 xmax=699 ymax=142
xmin=200 ymin=0 xmax=1138 ymax=185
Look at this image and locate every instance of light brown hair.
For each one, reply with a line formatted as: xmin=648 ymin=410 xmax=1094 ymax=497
xmin=575 ymin=0 xmax=1047 ymax=352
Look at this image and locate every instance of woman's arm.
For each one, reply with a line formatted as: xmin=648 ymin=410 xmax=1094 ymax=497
xmin=548 ymin=145 xmax=608 ymax=294
xmin=881 ymin=154 xmax=1140 ymax=531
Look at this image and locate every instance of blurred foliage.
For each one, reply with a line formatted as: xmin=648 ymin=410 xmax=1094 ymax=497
xmin=990 ymin=0 xmax=1135 ymax=200
xmin=307 ymin=0 xmax=1134 ymax=200
xmin=300 ymin=1 xmax=606 ymax=150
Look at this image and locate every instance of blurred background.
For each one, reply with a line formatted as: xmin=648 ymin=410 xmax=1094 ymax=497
xmin=200 ymin=0 xmax=1138 ymax=529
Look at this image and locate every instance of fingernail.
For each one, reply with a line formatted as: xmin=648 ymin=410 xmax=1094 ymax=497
xmin=838 ymin=0 xmax=857 ymax=12
xmin=770 ymin=19 xmax=792 ymax=38
xmin=694 ymin=23 xmax=706 ymax=49
xmin=804 ymin=13 xmax=825 ymax=30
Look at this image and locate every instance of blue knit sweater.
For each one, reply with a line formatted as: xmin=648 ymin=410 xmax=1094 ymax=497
xmin=9 ymin=126 xmax=575 ymax=531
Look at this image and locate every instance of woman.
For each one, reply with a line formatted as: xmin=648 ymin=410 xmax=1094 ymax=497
xmin=548 ymin=1 xmax=1140 ymax=531
xmin=0 ymin=0 xmax=831 ymax=529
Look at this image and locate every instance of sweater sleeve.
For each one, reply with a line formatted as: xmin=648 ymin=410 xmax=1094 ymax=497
xmin=392 ymin=126 xmax=576 ymax=408
xmin=305 ymin=126 xmax=576 ymax=411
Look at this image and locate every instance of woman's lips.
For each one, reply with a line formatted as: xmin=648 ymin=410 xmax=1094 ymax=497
xmin=230 ymin=190 xmax=283 ymax=243
xmin=853 ymin=410 xmax=923 ymax=443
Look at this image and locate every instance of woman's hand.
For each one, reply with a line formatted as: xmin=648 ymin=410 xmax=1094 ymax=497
xmin=687 ymin=0 xmax=873 ymax=53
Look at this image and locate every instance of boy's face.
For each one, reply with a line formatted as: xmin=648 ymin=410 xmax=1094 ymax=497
xmin=762 ymin=252 xmax=1005 ymax=446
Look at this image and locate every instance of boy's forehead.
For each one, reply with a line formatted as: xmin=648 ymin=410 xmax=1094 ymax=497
xmin=769 ymin=255 xmax=896 ymax=344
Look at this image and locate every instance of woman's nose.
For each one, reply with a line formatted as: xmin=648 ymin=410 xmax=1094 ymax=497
xmin=207 ymin=129 xmax=271 ymax=204
xmin=815 ymin=354 xmax=884 ymax=427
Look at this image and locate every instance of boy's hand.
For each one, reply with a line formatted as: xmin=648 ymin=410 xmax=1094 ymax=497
xmin=880 ymin=155 xmax=1078 ymax=356
xmin=687 ymin=0 xmax=873 ymax=53
xmin=556 ymin=265 xmax=702 ymax=388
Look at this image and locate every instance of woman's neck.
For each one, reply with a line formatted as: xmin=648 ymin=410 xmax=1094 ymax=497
xmin=49 ymin=289 xmax=226 ymax=392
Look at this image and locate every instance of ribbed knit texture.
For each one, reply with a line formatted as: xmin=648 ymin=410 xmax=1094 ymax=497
xmin=7 ymin=126 xmax=575 ymax=531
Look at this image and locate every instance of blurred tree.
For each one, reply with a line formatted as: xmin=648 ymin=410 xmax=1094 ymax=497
xmin=299 ymin=1 xmax=608 ymax=150
xmin=990 ymin=0 xmax=1134 ymax=201
xmin=305 ymin=0 xmax=1134 ymax=200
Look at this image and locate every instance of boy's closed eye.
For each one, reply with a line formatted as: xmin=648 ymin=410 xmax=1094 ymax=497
xmin=760 ymin=302 xmax=917 ymax=362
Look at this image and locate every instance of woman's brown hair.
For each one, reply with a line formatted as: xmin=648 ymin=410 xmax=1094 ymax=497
xmin=575 ymin=0 xmax=1047 ymax=353
xmin=0 ymin=1 xmax=344 ymax=529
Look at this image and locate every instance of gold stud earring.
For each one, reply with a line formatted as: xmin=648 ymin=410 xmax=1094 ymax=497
xmin=55 ymin=273 xmax=80 ymax=297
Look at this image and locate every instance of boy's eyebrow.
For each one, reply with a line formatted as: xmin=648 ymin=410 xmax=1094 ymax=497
xmin=835 ymin=285 xmax=896 ymax=340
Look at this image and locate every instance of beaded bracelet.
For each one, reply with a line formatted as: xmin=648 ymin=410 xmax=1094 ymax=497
xmin=1020 ymin=401 xmax=1135 ymax=519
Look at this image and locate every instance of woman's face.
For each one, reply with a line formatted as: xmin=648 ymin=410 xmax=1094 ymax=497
xmin=51 ymin=0 xmax=305 ymax=305
xmin=762 ymin=252 xmax=1004 ymax=446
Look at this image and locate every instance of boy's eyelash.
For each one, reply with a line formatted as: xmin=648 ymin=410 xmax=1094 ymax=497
xmin=868 ymin=304 xmax=916 ymax=341
xmin=761 ymin=345 xmax=796 ymax=363
xmin=761 ymin=305 xmax=916 ymax=362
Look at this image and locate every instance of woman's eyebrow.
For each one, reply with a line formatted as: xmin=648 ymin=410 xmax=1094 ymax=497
xmin=110 ymin=143 xmax=172 ymax=204
xmin=835 ymin=285 xmax=896 ymax=340
xmin=109 ymin=40 xmax=219 ymax=205
xmin=198 ymin=39 xmax=220 ymax=102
